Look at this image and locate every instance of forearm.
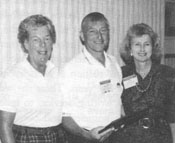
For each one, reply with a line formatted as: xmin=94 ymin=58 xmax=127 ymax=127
xmin=0 ymin=111 xmax=16 ymax=143
xmin=62 ymin=116 xmax=114 ymax=142
xmin=62 ymin=116 xmax=92 ymax=140
xmin=170 ymin=123 xmax=175 ymax=143
xmin=0 ymin=125 xmax=15 ymax=143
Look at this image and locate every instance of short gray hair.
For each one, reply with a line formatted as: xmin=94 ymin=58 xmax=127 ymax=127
xmin=18 ymin=14 xmax=56 ymax=53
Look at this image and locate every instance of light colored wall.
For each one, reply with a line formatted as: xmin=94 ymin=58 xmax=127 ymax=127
xmin=0 ymin=0 xmax=165 ymax=74
xmin=0 ymin=0 xmax=165 ymax=142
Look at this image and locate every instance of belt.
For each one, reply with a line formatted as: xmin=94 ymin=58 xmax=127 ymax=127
xmin=138 ymin=117 xmax=168 ymax=129
xmin=13 ymin=124 xmax=61 ymax=134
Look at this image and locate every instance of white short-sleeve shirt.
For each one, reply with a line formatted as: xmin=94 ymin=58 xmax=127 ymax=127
xmin=60 ymin=48 xmax=123 ymax=130
xmin=0 ymin=59 xmax=62 ymax=127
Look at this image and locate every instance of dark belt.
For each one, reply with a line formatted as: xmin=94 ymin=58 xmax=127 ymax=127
xmin=13 ymin=124 xmax=61 ymax=134
xmin=138 ymin=117 xmax=168 ymax=129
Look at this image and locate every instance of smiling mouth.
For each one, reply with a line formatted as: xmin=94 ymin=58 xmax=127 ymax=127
xmin=95 ymin=42 xmax=104 ymax=45
xmin=38 ymin=51 xmax=47 ymax=55
xmin=95 ymin=40 xmax=104 ymax=43
xmin=138 ymin=53 xmax=146 ymax=56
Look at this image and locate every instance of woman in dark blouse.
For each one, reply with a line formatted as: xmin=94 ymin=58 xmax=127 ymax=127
xmin=113 ymin=23 xmax=175 ymax=143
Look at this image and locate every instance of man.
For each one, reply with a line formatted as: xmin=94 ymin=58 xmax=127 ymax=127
xmin=0 ymin=15 xmax=64 ymax=143
xmin=60 ymin=12 xmax=123 ymax=143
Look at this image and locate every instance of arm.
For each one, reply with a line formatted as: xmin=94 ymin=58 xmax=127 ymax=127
xmin=62 ymin=116 xmax=114 ymax=142
xmin=62 ymin=116 xmax=92 ymax=140
xmin=0 ymin=110 xmax=16 ymax=143
xmin=170 ymin=123 xmax=175 ymax=143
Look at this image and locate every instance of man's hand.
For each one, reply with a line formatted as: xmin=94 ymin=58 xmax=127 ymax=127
xmin=62 ymin=117 xmax=115 ymax=142
xmin=88 ymin=126 xmax=114 ymax=142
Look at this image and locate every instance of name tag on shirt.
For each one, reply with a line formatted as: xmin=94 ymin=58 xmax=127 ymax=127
xmin=123 ymin=74 xmax=138 ymax=89
xmin=100 ymin=79 xmax=112 ymax=94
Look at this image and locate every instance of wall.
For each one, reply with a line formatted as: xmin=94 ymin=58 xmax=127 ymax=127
xmin=0 ymin=0 xmax=165 ymax=142
xmin=0 ymin=0 xmax=165 ymax=75
xmin=165 ymin=0 xmax=175 ymax=54
xmin=165 ymin=37 xmax=175 ymax=54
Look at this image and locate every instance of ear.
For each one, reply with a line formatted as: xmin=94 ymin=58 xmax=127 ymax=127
xmin=80 ymin=31 xmax=85 ymax=40
xmin=80 ymin=30 xmax=84 ymax=38
xmin=24 ymin=40 xmax=29 ymax=51
xmin=79 ymin=31 xmax=85 ymax=45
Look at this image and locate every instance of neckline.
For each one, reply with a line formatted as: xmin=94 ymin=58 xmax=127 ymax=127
xmin=135 ymin=75 xmax=152 ymax=93
xmin=134 ymin=63 xmax=159 ymax=93
xmin=133 ymin=63 xmax=156 ymax=80
xmin=24 ymin=58 xmax=55 ymax=77
xmin=82 ymin=48 xmax=110 ymax=67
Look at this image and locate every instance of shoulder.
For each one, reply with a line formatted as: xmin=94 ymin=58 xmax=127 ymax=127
xmin=121 ymin=64 xmax=134 ymax=78
xmin=157 ymin=64 xmax=175 ymax=78
xmin=107 ymin=54 xmax=116 ymax=61
xmin=59 ymin=53 xmax=85 ymax=75
xmin=66 ymin=52 xmax=85 ymax=66
xmin=46 ymin=61 xmax=59 ymax=74
xmin=0 ymin=62 xmax=26 ymax=88
xmin=155 ymin=65 xmax=175 ymax=88
xmin=2 ymin=61 xmax=25 ymax=79
xmin=107 ymin=54 xmax=120 ymax=64
xmin=107 ymin=54 xmax=121 ymax=68
xmin=107 ymin=53 xmax=123 ymax=77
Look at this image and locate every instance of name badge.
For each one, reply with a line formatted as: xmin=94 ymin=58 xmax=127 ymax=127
xmin=123 ymin=74 xmax=138 ymax=89
xmin=100 ymin=79 xmax=112 ymax=94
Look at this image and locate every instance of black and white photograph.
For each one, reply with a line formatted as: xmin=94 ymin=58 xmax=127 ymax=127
xmin=0 ymin=0 xmax=174 ymax=143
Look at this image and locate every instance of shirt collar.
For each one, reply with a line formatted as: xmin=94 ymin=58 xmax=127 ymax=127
xmin=82 ymin=47 xmax=109 ymax=66
xmin=23 ymin=58 xmax=55 ymax=76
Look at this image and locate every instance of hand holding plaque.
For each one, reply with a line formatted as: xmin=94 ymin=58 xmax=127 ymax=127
xmin=99 ymin=108 xmax=149 ymax=134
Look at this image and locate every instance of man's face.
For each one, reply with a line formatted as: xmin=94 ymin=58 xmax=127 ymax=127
xmin=24 ymin=25 xmax=53 ymax=69
xmin=81 ymin=20 xmax=109 ymax=55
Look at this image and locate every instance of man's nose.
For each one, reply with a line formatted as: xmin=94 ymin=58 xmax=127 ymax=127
xmin=97 ymin=31 xmax=103 ymax=39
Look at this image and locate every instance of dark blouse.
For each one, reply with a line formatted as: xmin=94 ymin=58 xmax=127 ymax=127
xmin=121 ymin=63 xmax=175 ymax=122
xmin=112 ymin=63 xmax=175 ymax=143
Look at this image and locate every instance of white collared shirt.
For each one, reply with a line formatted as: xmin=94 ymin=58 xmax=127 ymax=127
xmin=60 ymin=47 xmax=123 ymax=130
xmin=0 ymin=59 xmax=62 ymax=127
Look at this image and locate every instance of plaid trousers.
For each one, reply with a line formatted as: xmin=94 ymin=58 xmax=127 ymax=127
xmin=13 ymin=124 xmax=68 ymax=143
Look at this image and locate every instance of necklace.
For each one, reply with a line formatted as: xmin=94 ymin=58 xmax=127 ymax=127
xmin=136 ymin=76 xmax=152 ymax=93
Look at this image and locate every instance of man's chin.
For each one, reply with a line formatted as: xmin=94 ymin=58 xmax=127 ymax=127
xmin=38 ymin=59 xmax=48 ymax=66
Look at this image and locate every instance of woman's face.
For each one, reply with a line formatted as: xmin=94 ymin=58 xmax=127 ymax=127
xmin=130 ymin=34 xmax=152 ymax=63
xmin=24 ymin=25 xmax=53 ymax=71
